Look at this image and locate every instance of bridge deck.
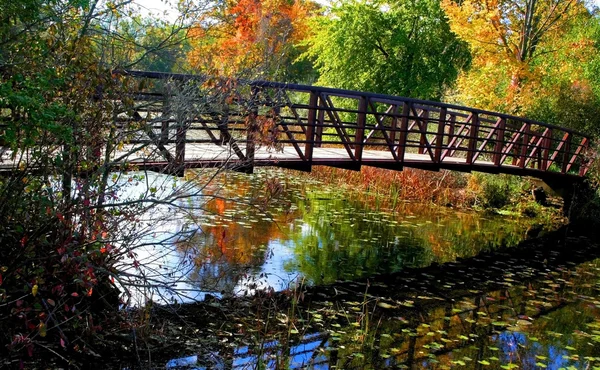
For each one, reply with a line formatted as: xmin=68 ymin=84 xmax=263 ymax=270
xmin=106 ymin=143 xmax=576 ymax=181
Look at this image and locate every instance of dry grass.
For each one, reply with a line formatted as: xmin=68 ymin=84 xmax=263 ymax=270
xmin=293 ymin=166 xmax=475 ymax=209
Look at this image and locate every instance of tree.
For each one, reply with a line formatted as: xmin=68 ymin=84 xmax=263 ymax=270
xmin=441 ymin=0 xmax=595 ymax=117
xmin=187 ymin=0 xmax=319 ymax=81
xmin=301 ymin=0 xmax=471 ymax=100
xmin=0 ymin=0 xmax=263 ymax=364
xmin=96 ymin=16 xmax=192 ymax=72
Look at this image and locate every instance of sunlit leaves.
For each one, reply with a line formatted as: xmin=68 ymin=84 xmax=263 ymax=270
xmin=442 ymin=0 xmax=599 ymax=126
xmin=302 ymin=0 xmax=470 ymax=100
xmin=187 ymin=0 xmax=318 ymax=80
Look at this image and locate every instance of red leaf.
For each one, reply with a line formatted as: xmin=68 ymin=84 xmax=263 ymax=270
xmin=71 ymin=292 xmax=79 ymax=297
xmin=60 ymin=338 xmax=66 ymax=348
xmin=0 ymin=273 xmax=3 ymax=286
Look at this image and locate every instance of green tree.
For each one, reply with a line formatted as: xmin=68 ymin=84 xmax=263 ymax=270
xmin=97 ymin=16 xmax=192 ymax=72
xmin=302 ymin=0 xmax=470 ymax=100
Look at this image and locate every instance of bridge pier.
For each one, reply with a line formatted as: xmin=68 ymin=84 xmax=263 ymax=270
xmin=536 ymin=178 xmax=593 ymax=219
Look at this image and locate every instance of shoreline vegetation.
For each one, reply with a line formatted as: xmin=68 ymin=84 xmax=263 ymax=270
xmin=291 ymin=167 xmax=568 ymax=228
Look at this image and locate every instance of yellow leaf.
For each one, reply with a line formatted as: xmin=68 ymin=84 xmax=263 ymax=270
xmin=39 ymin=322 xmax=47 ymax=337
xmin=32 ymin=284 xmax=38 ymax=297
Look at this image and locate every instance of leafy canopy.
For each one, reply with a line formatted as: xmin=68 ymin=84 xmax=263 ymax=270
xmin=187 ymin=0 xmax=319 ymax=80
xmin=441 ymin=0 xmax=598 ymax=125
xmin=302 ymin=0 xmax=470 ymax=100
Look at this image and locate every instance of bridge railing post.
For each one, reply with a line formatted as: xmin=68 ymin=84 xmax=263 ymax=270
xmin=316 ymin=98 xmax=324 ymax=147
xmin=561 ymin=133 xmax=571 ymax=174
xmin=434 ymin=107 xmax=447 ymax=163
xmin=418 ymin=109 xmax=429 ymax=155
xmin=541 ymin=128 xmax=552 ymax=170
xmin=493 ymin=118 xmax=506 ymax=166
xmin=305 ymin=90 xmax=318 ymax=166
xmin=466 ymin=113 xmax=479 ymax=165
xmin=519 ymin=123 xmax=530 ymax=169
xmin=244 ymin=86 xmax=259 ymax=173
xmin=354 ymin=96 xmax=367 ymax=163
xmin=175 ymin=119 xmax=186 ymax=169
xmin=396 ymin=102 xmax=410 ymax=163
xmin=161 ymin=94 xmax=169 ymax=144
xmin=447 ymin=114 xmax=456 ymax=147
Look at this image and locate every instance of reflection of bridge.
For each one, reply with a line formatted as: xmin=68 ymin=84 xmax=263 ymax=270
xmin=164 ymin=226 xmax=600 ymax=369
xmin=120 ymin=70 xmax=591 ymax=182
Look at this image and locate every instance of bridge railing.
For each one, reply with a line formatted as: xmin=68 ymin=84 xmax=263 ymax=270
xmin=120 ymin=70 xmax=592 ymax=178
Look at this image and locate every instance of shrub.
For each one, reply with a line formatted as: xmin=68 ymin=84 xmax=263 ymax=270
xmin=469 ymin=173 xmax=524 ymax=209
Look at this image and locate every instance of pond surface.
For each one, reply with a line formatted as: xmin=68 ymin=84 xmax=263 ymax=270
xmin=164 ymin=169 xmax=536 ymax=300
xmin=110 ymin=169 xmax=600 ymax=370
xmin=163 ymin=234 xmax=600 ymax=370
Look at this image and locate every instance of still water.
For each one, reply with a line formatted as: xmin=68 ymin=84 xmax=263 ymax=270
xmin=117 ymin=169 xmax=600 ymax=369
xmin=162 ymin=169 xmax=535 ymax=300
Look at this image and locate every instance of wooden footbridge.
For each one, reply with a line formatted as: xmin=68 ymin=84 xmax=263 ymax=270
xmin=2 ymin=70 xmax=592 ymax=182
xmin=114 ymin=70 xmax=592 ymax=182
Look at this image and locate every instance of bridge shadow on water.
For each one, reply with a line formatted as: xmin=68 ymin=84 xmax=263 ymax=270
xmin=119 ymin=224 xmax=600 ymax=369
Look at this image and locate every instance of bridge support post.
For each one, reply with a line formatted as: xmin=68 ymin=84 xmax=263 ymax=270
xmin=173 ymin=120 xmax=187 ymax=177
xmin=303 ymin=90 xmax=318 ymax=171
xmin=353 ymin=96 xmax=367 ymax=168
xmin=535 ymin=178 xmax=594 ymax=220
xmin=241 ymin=87 xmax=259 ymax=174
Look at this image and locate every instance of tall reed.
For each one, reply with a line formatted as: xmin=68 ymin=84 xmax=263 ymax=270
xmin=294 ymin=166 xmax=475 ymax=209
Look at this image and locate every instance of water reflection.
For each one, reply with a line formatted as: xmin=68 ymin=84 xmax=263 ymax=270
xmin=165 ymin=232 xmax=600 ymax=370
xmin=179 ymin=169 xmax=535 ymax=295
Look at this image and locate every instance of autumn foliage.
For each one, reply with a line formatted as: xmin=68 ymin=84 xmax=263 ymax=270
xmin=187 ymin=0 xmax=318 ymax=78
xmin=442 ymin=0 xmax=598 ymax=126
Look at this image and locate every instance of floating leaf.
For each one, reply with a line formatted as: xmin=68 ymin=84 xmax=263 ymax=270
xmin=38 ymin=322 xmax=47 ymax=337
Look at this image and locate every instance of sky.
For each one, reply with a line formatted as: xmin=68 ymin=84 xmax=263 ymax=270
xmin=132 ymin=0 xmax=600 ymax=22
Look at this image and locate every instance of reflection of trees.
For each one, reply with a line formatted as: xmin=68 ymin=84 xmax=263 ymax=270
xmin=288 ymin=196 xmax=532 ymax=285
xmin=189 ymin=252 xmax=600 ymax=370
xmin=178 ymin=173 xmax=302 ymax=295
xmin=287 ymin=197 xmax=430 ymax=284
xmin=173 ymin=170 xmax=533 ymax=296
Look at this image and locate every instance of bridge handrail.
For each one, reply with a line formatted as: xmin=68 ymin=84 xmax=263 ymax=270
xmin=121 ymin=70 xmax=590 ymax=138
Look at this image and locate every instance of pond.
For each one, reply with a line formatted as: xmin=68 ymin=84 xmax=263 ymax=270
xmin=125 ymin=168 xmax=538 ymax=304
xmin=102 ymin=169 xmax=600 ymax=369
xmin=101 ymin=168 xmax=600 ymax=370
